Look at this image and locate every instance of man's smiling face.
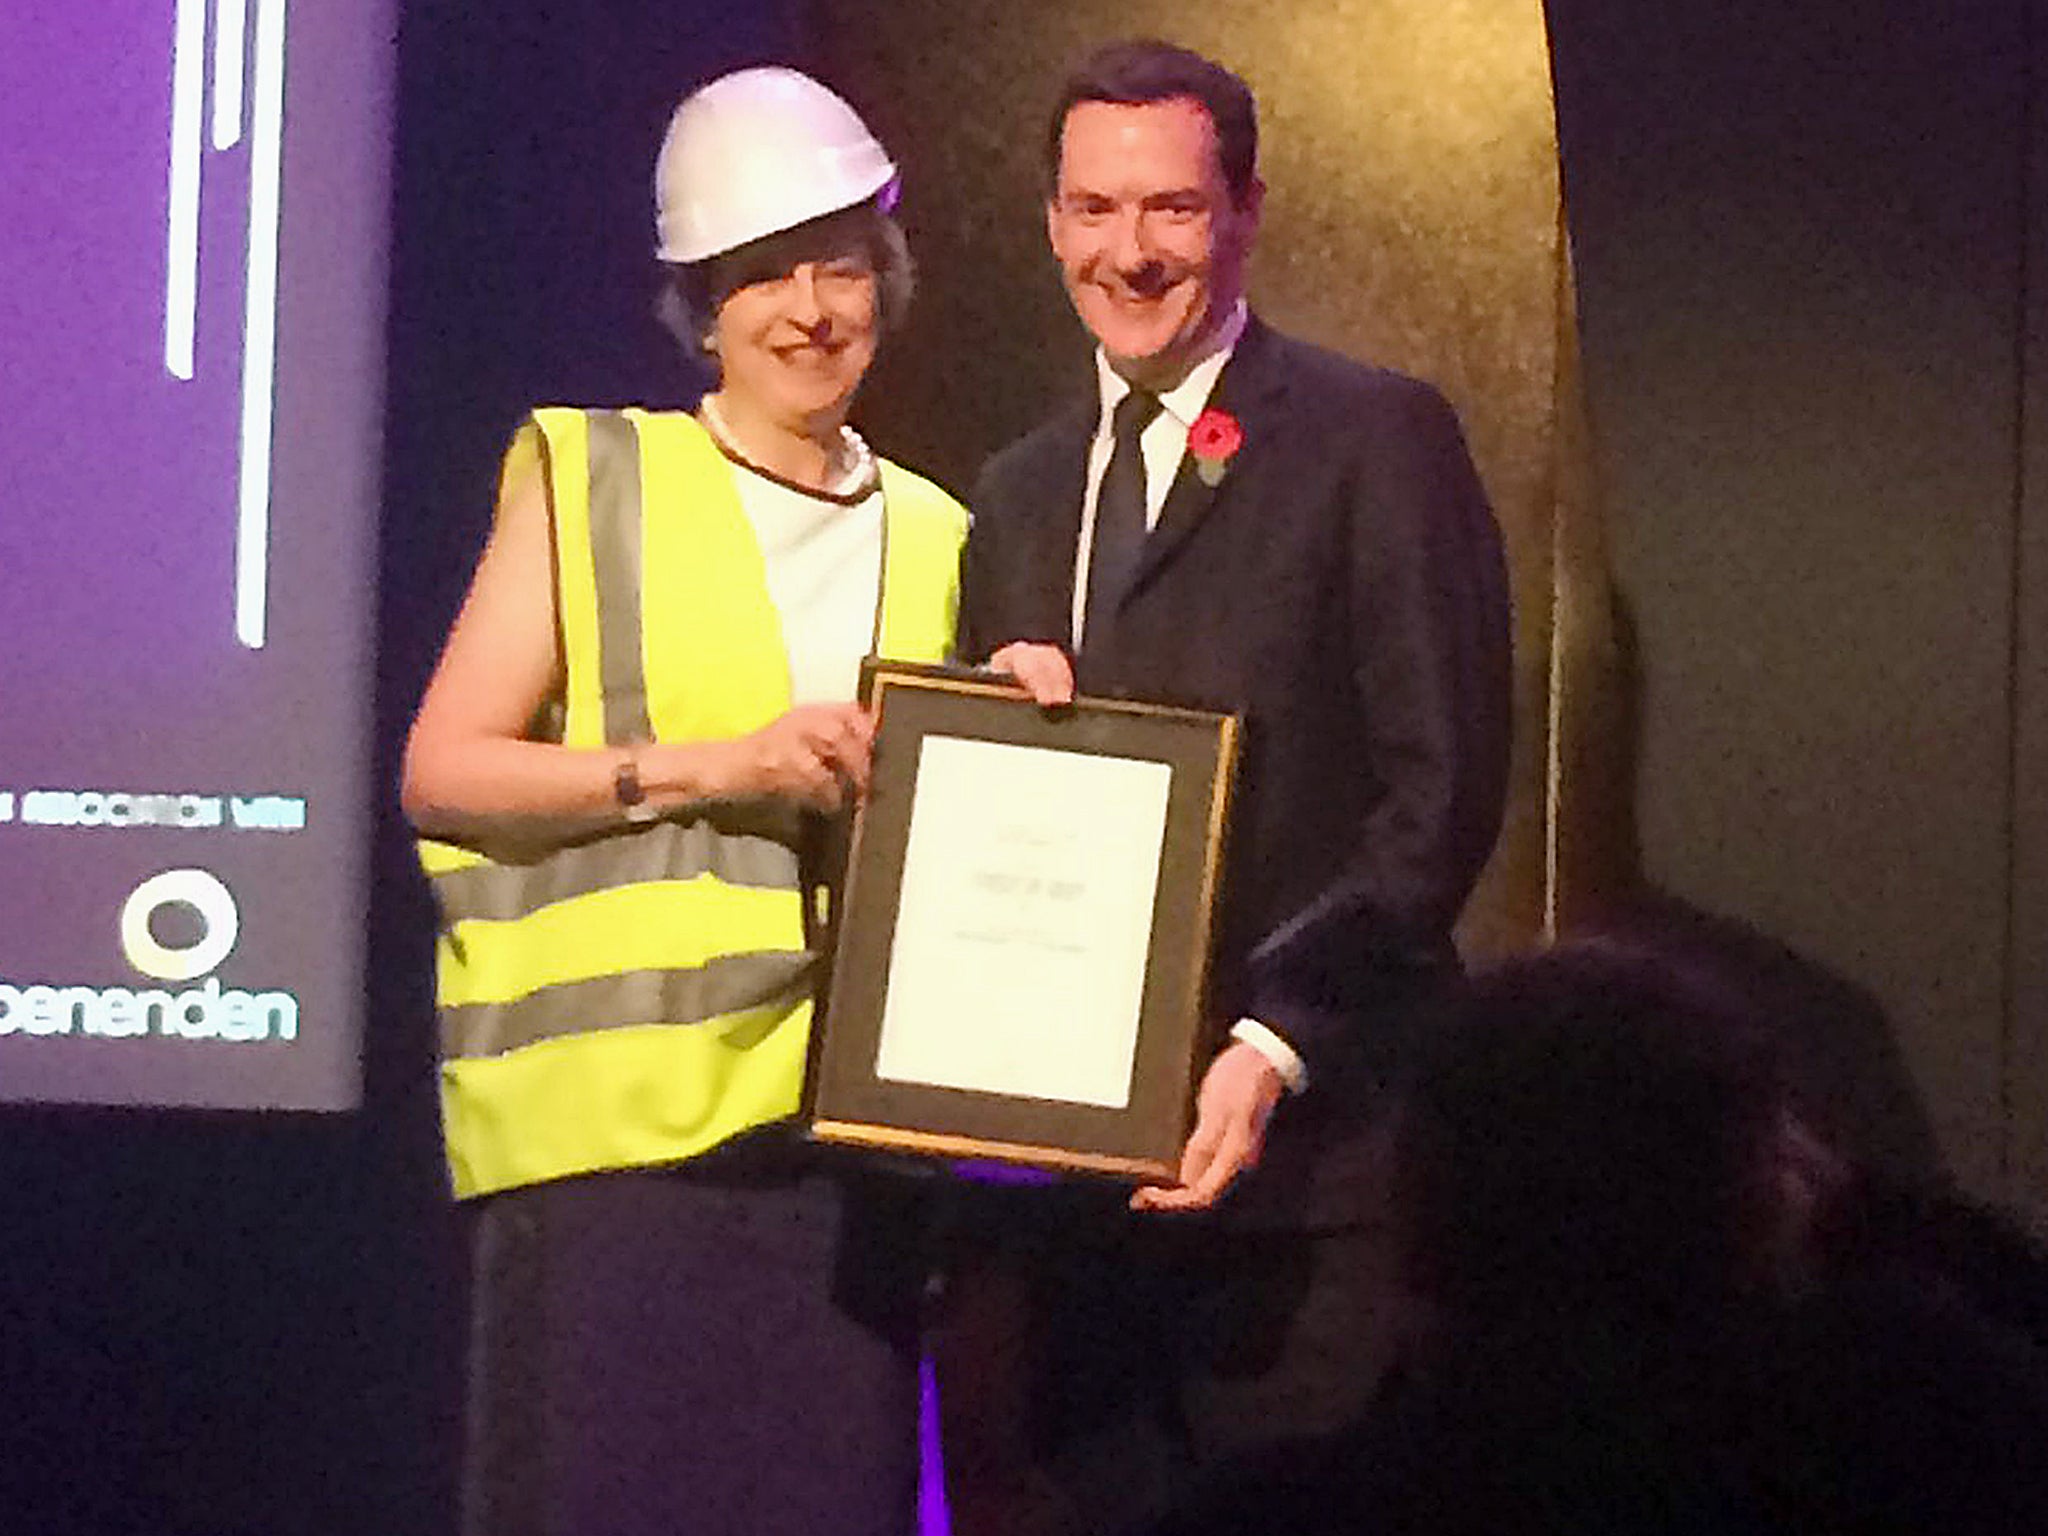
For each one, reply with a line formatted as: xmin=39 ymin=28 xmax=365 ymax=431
xmin=1046 ymin=96 xmax=1261 ymax=388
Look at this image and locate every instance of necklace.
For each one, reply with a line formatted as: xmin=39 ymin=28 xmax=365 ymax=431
xmin=698 ymin=395 xmax=877 ymax=501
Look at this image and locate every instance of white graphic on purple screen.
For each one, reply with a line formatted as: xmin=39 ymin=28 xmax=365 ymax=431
xmin=165 ymin=0 xmax=289 ymax=648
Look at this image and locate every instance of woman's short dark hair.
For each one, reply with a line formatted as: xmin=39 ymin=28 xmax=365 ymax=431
xmin=654 ymin=201 xmax=914 ymax=364
xmin=1045 ymin=39 xmax=1259 ymax=205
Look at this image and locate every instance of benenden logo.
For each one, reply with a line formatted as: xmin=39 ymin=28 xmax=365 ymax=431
xmin=0 ymin=869 xmax=298 ymax=1043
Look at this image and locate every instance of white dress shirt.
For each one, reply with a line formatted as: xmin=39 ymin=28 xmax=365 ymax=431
xmin=1070 ymin=301 xmax=1248 ymax=647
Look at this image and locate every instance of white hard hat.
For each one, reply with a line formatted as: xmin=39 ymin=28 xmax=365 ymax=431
xmin=654 ymin=66 xmax=898 ymax=264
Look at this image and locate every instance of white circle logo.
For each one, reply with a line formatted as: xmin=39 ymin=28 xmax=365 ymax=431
xmin=120 ymin=868 xmax=240 ymax=982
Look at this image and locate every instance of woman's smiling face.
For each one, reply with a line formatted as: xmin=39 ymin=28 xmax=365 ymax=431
xmin=711 ymin=232 xmax=879 ymax=432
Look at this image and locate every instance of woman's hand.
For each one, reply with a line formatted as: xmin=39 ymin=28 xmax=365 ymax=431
xmin=403 ymin=452 xmax=882 ymax=839
xmin=696 ymin=702 xmax=874 ymax=810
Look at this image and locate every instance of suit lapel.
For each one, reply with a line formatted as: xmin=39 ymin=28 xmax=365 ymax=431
xmin=1124 ymin=316 xmax=1290 ymax=603
xmin=1024 ymin=396 xmax=1095 ymax=640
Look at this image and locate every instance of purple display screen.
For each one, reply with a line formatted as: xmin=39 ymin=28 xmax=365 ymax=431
xmin=0 ymin=3 xmax=394 ymax=1109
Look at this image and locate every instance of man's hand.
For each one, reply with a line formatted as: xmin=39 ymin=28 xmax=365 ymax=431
xmin=987 ymin=641 xmax=1075 ymax=707
xmin=1131 ymin=1041 xmax=1285 ymax=1213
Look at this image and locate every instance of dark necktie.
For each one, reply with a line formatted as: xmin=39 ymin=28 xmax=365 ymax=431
xmin=1083 ymin=388 xmax=1162 ymax=646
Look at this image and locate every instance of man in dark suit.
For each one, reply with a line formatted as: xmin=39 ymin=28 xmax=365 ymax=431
xmin=945 ymin=38 xmax=1512 ymax=1532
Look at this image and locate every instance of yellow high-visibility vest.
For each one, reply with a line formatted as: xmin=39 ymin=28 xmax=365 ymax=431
xmin=420 ymin=408 xmax=964 ymax=1198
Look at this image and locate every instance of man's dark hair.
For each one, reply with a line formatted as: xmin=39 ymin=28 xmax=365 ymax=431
xmin=1046 ymin=39 xmax=1259 ymax=206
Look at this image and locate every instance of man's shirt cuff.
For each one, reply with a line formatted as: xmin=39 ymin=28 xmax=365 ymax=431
xmin=1229 ymin=1017 xmax=1309 ymax=1093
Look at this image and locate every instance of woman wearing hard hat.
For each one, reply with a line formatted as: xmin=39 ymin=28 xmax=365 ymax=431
xmin=404 ymin=66 xmax=964 ymax=1536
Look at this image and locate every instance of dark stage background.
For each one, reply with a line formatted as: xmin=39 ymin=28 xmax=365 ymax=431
xmin=1546 ymin=0 xmax=2046 ymax=1211
xmin=3 ymin=1 xmax=2043 ymax=1531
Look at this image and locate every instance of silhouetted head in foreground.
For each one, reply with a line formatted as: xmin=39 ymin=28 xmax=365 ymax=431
xmin=1383 ymin=939 xmax=1843 ymax=1340
xmin=1154 ymin=941 xmax=2048 ymax=1536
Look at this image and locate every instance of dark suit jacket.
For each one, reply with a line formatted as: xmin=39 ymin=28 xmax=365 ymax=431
xmin=959 ymin=318 xmax=1511 ymax=1224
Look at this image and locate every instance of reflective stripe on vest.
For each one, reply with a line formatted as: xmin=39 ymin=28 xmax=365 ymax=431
xmin=422 ymin=408 xmax=964 ymax=1198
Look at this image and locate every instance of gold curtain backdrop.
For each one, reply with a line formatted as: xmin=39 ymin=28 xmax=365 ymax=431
xmin=827 ymin=0 xmax=1620 ymax=953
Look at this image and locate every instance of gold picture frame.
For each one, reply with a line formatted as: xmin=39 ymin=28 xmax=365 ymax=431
xmin=805 ymin=662 xmax=1240 ymax=1181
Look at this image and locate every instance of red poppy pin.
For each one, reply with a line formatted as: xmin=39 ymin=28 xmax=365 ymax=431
xmin=1188 ymin=408 xmax=1244 ymax=487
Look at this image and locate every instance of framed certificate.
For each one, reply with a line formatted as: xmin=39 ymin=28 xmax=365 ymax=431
xmin=805 ymin=662 xmax=1239 ymax=1181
